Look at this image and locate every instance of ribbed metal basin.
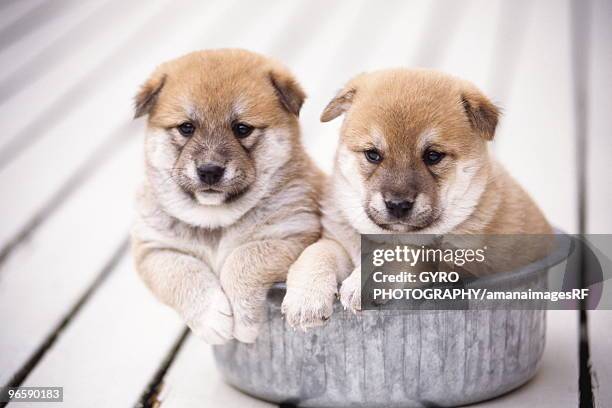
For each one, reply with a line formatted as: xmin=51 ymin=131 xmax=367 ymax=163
xmin=213 ymin=235 xmax=570 ymax=407
xmin=214 ymin=295 xmax=545 ymax=407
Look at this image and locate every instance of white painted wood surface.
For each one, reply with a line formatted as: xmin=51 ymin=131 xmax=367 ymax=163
xmin=495 ymin=0 xmax=578 ymax=234
xmin=0 ymin=0 xmax=102 ymax=80
xmin=586 ymin=235 xmax=612 ymax=407
xmin=0 ymin=133 xmax=142 ymax=386
xmin=0 ymin=0 xmax=169 ymax=147
xmin=588 ymin=311 xmax=612 ymax=407
xmin=580 ymin=0 xmax=612 ymax=400
xmin=161 ymin=336 xmax=274 ymax=408
xmin=586 ymin=0 xmax=612 ymax=234
xmin=0 ymin=0 xmax=48 ymax=31
xmin=0 ymin=0 xmax=608 ymax=407
xmin=13 ymin=256 xmax=184 ymax=408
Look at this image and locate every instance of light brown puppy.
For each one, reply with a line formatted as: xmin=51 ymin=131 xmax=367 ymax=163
xmin=281 ymin=69 xmax=551 ymax=328
xmin=132 ymin=49 xmax=322 ymax=344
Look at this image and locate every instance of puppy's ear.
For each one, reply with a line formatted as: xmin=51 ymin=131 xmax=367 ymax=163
xmin=134 ymin=73 xmax=166 ymax=119
xmin=320 ymin=87 xmax=356 ymax=122
xmin=461 ymin=90 xmax=500 ymax=141
xmin=269 ymin=69 xmax=306 ymax=116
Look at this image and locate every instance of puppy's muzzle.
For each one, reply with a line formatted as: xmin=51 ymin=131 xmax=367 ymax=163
xmin=384 ymin=198 xmax=414 ymax=219
xmin=197 ymin=164 xmax=225 ymax=185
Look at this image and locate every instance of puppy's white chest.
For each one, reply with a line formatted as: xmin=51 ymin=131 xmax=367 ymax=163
xmin=190 ymin=228 xmax=245 ymax=275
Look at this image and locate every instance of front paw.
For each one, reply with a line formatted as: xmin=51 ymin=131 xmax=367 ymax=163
xmin=281 ymin=285 xmax=336 ymax=330
xmin=231 ymin=303 xmax=262 ymax=344
xmin=221 ymin=285 xmax=266 ymax=343
xmin=340 ymin=273 xmax=362 ymax=312
xmin=184 ymin=289 xmax=234 ymax=345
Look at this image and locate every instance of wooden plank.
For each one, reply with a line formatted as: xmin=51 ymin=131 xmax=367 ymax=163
xmin=160 ymin=337 xmax=275 ymax=408
xmin=588 ymin=310 xmax=612 ymax=407
xmin=585 ymin=236 xmax=612 ymax=406
xmin=0 ymin=0 xmax=169 ymax=148
xmin=494 ymin=0 xmax=577 ymax=234
xmin=474 ymin=311 xmax=579 ymax=407
xmin=216 ymin=0 xmax=315 ymax=57
xmin=0 ymin=0 xmax=85 ymax=51
xmin=0 ymin=0 xmax=49 ymax=33
xmin=0 ymin=0 xmax=102 ymax=83
xmin=409 ymin=0 xmax=473 ymax=69
xmin=586 ymin=0 xmax=612 ymax=234
xmin=12 ymin=256 xmax=184 ymax=408
xmin=484 ymin=0 xmax=535 ymax=105
xmin=437 ymin=0 xmax=503 ymax=87
xmin=0 ymin=134 xmax=142 ymax=386
xmin=578 ymin=1 xmax=611 ymax=403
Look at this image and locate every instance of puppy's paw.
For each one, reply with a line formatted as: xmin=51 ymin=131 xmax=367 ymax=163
xmin=233 ymin=318 xmax=261 ymax=343
xmin=230 ymin=305 xmax=262 ymax=343
xmin=281 ymin=286 xmax=336 ymax=330
xmin=221 ymin=281 xmax=266 ymax=343
xmin=185 ymin=290 xmax=234 ymax=345
xmin=340 ymin=273 xmax=362 ymax=313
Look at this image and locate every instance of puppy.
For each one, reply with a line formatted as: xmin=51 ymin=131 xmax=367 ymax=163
xmin=281 ymin=69 xmax=551 ymax=328
xmin=131 ymin=49 xmax=322 ymax=344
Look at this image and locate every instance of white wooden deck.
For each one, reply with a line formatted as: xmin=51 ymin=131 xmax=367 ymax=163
xmin=0 ymin=0 xmax=610 ymax=407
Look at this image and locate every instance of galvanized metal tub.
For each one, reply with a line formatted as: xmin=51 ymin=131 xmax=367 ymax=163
xmin=213 ymin=235 xmax=570 ymax=407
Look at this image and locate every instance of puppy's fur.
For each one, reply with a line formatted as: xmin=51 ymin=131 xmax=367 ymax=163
xmin=281 ymin=69 xmax=551 ymax=328
xmin=132 ymin=49 xmax=322 ymax=344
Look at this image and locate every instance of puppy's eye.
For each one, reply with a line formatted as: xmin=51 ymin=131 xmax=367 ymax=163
xmin=232 ymin=122 xmax=254 ymax=138
xmin=177 ymin=122 xmax=195 ymax=137
xmin=423 ymin=149 xmax=445 ymax=165
xmin=364 ymin=149 xmax=383 ymax=164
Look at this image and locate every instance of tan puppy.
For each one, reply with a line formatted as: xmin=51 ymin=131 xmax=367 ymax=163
xmin=131 ymin=49 xmax=322 ymax=344
xmin=281 ymin=69 xmax=551 ymax=328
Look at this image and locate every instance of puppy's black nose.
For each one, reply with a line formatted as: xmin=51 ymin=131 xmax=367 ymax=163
xmin=197 ymin=164 xmax=225 ymax=185
xmin=384 ymin=199 xmax=413 ymax=219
